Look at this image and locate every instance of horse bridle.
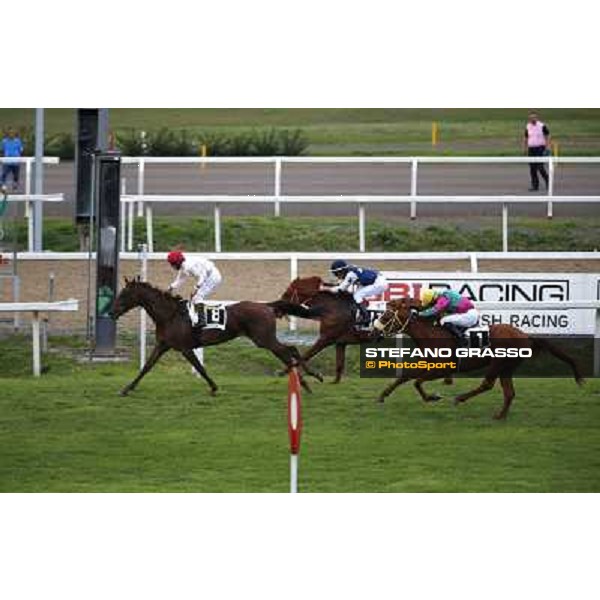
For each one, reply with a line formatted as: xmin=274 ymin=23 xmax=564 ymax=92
xmin=377 ymin=307 xmax=414 ymax=335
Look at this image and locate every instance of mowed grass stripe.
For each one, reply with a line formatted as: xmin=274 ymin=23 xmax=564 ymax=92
xmin=1 ymin=338 xmax=598 ymax=492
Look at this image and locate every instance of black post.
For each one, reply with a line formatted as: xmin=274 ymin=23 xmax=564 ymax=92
xmin=94 ymin=152 xmax=121 ymax=355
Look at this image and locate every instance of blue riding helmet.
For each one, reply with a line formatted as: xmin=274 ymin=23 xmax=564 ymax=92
xmin=330 ymin=259 xmax=348 ymax=274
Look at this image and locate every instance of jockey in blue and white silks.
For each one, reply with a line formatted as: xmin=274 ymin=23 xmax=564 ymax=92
xmin=326 ymin=259 xmax=388 ymax=325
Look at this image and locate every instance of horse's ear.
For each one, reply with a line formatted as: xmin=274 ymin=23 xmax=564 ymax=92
xmin=124 ymin=276 xmax=130 ymax=284
xmin=135 ymin=275 xmax=141 ymax=282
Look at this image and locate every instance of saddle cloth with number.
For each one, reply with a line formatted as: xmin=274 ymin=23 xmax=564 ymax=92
xmin=187 ymin=302 xmax=228 ymax=330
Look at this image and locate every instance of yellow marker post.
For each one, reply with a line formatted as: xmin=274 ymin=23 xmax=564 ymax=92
xmin=432 ymin=122 xmax=439 ymax=147
xmin=200 ymin=144 xmax=207 ymax=170
xmin=552 ymin=141 xmax=559 ymax=157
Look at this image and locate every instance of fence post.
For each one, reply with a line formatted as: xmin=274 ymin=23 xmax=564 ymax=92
xmin=547 ymin=155 xmax=554 ymax=219
xmin=358 ymin=203 xmax=366 ymax=252
xmin=410 ymin=159 xmax=418 ymax=220
xmin=214 ymin=203 xmax=222 ymax=252
xmin=502 ymin=203 xmax=508 ymax=252
xmin=594 ymin=306 xmax=600 ymax=377
xmin=470 ymin=253 xmax=478 ymax=273
xmin=139 ymin=243 xmax=148 ymax=370
xmin=137 ymin=159 xmax=145 ymax=218
xmin=289 ymin=255 xmax=298 ymax=332
xmin=120 ymin=178 xmax=127 ymax=253
xmin=25 ymin=161 xmax=33 ymax=252
xmin=145 ymin=204 xmax=154 ymax=253
xmin=274 ymin=158 xmax=282 ymax=217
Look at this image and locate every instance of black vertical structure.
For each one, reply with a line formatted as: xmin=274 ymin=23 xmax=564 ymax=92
xmin=75 ymin=109 xmax=100 ymax=224
xmin=94 ymin=152 xmax=121 ymax=354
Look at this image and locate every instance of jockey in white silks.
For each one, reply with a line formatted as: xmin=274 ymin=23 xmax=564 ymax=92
xmin=166 ymin=250 xmax=222 ymax=369
xmin=167 ymin=250 xmax=222 ymax=312
xmin=324 ymin=259 xmax=389 ymax=326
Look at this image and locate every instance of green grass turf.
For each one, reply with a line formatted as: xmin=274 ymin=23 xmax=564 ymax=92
xmin=5 ymin=215 xmax=600 ymax=253
xmin=1 ymin=336 xmax=598 ymax=492
xmin=2 ymin=108 xmax=599 ymax=155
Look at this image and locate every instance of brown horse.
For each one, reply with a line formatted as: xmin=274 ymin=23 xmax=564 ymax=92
xmin=269 ymin=276 xmax=379 ymax=383
xmin=112 ymin=277 xmax=313 ymax=396
xmin=373 ymin=297 xmax=584 ymax=419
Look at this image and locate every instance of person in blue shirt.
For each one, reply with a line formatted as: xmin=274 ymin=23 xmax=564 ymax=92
xmin=1 ymin=128 xmax=24 ymax=192
xmin=323 ymin=259 xmax=389 ymax=326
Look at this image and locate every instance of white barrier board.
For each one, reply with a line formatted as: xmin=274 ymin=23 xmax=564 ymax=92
xmin=375 ymin=272 xmax=600 ymax=335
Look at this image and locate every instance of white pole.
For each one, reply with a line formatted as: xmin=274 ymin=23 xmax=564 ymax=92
xmin=547 ymin=155 xmax=554 ymax=219
xmin=137 ymin=159 xmax=145 ymax=218
xmin=410 ymin=159 xmax=418 ymax=220
xmin=594 ymin=307 xmax=600 ymax=377
xmin=358 ymin=203 xmax=366 ymax=252
xmin=214 ymin=203 xmax=221 ymax=252
xmin=290 ymin=454 xmax=298 ymax=493
xmin=32 ymin=311 xmax=41 ymax=376
xmin=127 ymin=200 xmax=134 ymax=251
xmin=25 ymin=161 xmax=33 ymax=252
xmin=145 ymin=205 xmax=154 ymax=253
xmin=120 ymin=178 xmax=126 ymax=253
xmin=139 ymin=243 xmax=148 ymax=370
xmin=502 ymin=203 xmax=508 ymax=253
xmin=290 ymin=255 xmax=298 ymax=332
xmin=470 ymin=253 xmax=478 ymax=273
xmin=33 ymin=109 xmax=44 ymax=251
xmin=274 ymin=158 xmax=282 ymax=217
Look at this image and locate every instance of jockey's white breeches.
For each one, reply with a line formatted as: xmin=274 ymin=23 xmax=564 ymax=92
xmin=191 ymin=269 xmax=222 ymax=304
xmin=353 ymin=275 xmax=389 ymax=304
xmin=440 ymin=308 xmax=479 ymax=329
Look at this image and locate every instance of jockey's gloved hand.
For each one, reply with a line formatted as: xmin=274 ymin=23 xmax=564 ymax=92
xmin=410 ymin=308 xmax=419 ymax=316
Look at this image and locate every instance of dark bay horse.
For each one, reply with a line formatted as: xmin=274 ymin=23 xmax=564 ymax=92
xmin=113 ymin=278 xmax=312 ymax=396
xmin=269 ymin=276 xmax=379 ymax=383
xmin=373 ymin=298 xmax=584 ymax=419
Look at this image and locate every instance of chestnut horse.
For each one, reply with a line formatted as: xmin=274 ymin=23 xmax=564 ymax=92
xmin=269 ymin=276 xmax=380 ymax=383
xmin=113 ymin=277 xmax=313 ymax=396
xmin=373 ymin=297 xmax=584 ymax=419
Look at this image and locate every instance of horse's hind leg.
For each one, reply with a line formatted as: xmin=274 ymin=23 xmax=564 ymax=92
xmin=120 ymin=342 xmax=169 ymax=396
xmin=495 ymin=376 xmax=516 ymax=420
xmin=182 ymin=348 xmax=219 ymax=396
xmin=289 ymin=346 xmax=323 ymax=383
xmin=270 ymin=343 xmax=313 ymax=394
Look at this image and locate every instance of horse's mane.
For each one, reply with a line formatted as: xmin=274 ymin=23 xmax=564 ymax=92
xmin=128 ymin=280 xmax=189 ymax=318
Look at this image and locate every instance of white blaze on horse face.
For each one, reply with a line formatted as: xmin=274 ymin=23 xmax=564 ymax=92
xmin=373 ymin=318 xmax=385 ymax=331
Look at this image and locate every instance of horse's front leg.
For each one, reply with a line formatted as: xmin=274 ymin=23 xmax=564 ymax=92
xmin=120 ymin=342 xmax=169 ymax=396
xmin=182 ymin=348 xmax=219 ymax=396
xmin=332 ymin=343 xmax=347 ymax=384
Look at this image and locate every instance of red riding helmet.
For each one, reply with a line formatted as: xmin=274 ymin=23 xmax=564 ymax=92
xmin=167 ymin=250 xmax=185 ymax=267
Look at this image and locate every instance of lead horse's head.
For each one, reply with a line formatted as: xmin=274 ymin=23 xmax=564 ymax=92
xmin=373 ymin=297 xmax=421 ymax=336
xmin=281 ymin=276 xmax=323 ymax=305
xmin=112 ymin=276 xmax=144 ymax=319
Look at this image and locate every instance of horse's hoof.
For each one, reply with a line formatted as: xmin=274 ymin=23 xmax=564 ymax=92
xmin=210 ymin=388 xmax=218 ymax=397
xmin=375 ymin=396 xmax=385 ymax=404
xmin=315 ymin=373 xmax=324 ymax=383
xmin=493 ymin=412 xmax=507 ymax=420
xmin=426 ymin=393 xmax=442 ymax=403
xmin=119 ymin=389 xmax=130 ymax=397
xmin=453 ymin=395 xmax=465 ymax=405
xmin=330 ymin=379 xmax=341 ymax=385
xmin=443 ymin=378 xmax=453 ymax=386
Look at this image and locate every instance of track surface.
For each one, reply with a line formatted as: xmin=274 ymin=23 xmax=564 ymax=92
xmin=33 ymin=162 xmax=600 ymax=218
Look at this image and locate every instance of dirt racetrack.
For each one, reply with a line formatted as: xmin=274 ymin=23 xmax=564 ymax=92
xmin=2 ymin=257 xmax=599 ymax=334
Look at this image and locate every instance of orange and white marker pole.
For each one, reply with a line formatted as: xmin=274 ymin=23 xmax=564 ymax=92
xmin=287 ymin=367 xmax=303 ymax=493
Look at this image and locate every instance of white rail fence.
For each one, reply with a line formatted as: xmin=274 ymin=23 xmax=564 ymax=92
xmin=119 ymin=156 xmax=600 ymax=254
xmin=121 ymin=194 xmax=600 ymax=254
xmin=0 ymin=157 xmax=61 ymax=252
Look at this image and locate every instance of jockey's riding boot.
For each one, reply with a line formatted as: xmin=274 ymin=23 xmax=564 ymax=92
xmin=443 ymin=322 xmax=465 ymax=345
xmin=194 ymin=303 xmax=206 ymax=328
xmin=356 ymin=302 xmax=370 ymax=327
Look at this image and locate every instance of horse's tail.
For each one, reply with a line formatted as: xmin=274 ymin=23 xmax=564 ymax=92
xmin=531 ymin=337 xmax=585 ymax=386
xmin=268 ymin=300 xmax=325 ymax=320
